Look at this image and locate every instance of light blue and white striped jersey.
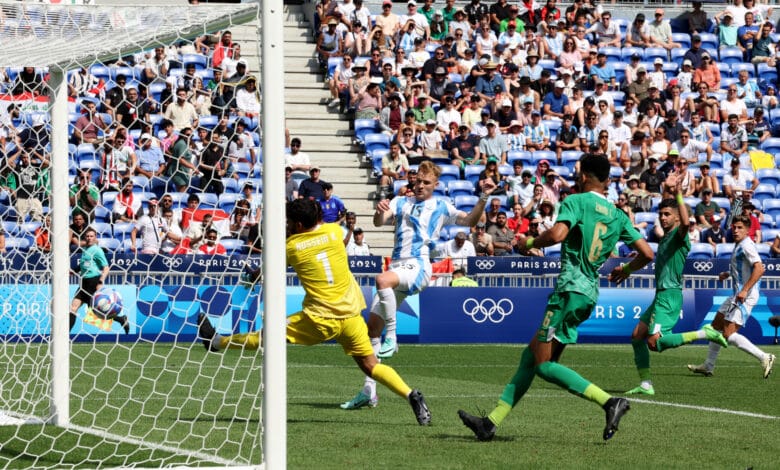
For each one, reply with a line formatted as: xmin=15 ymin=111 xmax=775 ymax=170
xmin=390 ymin=196 xmax=460 ymax=260
xmin=730 ymin=237 xmax=762 ymax=302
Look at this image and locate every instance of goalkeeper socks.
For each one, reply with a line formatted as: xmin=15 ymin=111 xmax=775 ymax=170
xmin=377 ymin=288 xmax=397 ymax=340
xmin=536 ymin=361 xmax=606 ymax=405
xmin=220 ymin=331 xmax=261 ymax=350
xmin=370 ymin=363 xmax=411 ymax=399
xmin=704 ymin=342 xmax=722 ymax=370
xmin=727 ymin=332 xmax=766 ymax=361
xmin=656 ymin=332 xmax=687 ymax=352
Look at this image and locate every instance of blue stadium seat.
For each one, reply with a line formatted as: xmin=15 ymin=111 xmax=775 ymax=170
xmin=671 ymin=48 xmax=686 ymax=66
xmin=753 ymin=183 xmax=777 ymax=202
xmin=353 ymin=119 xmax=379 ymax=144
xmin=181 ymin=53 xmax=209 ymax=70
xmin=599 ymin=46 xmax=621 ymax=63
xmin=198 ymin=192 xmax=219 ymax=208
xmin=18 ymin=221 xmax=41 ymax=236
xmin=718 ymin=47 xmax=744 ymax=65
xmin=2 ymin=221 xmax=19 ymax=236
xmin=635 ymin=212 xmax=657 ymax=225
xmin=6 ymin=236 xmax=31 ymax=252
xmin=220 ymin=238 xmax=247 ymax=255
xmin=447 ymin=180 xmax=475 ymax=197
xmin=538 ymin=59 xmax=556 ymax=73
xmin=561 ymin=151 xmax=580 ymax=172
xmin=758 ymin=168 xmax=780 ymax=186
xmin=99 ymin=238 xmax=123 ymax=253
xmin=757 ymin=62 xmax=778 ymax=84
xmin=364 ymin=133 xmax=391 ymax=154
xmin=498 ymin=164 xmax=512 ymax=178
xmin=644 ymin=47 xmax=668 ymax=63
xmin=327 ymin=57 xmax=342 ymax=78
xmin=91 ymin=222 xmax=112 ymax=237
xmin=731 ymin=63 xmax=755 ymax=78
xmin=756 ymin=243 xmax=771 ymax=259
xmin=620 ymin=47 xmax=644 ymax=62
xmin=198 ymin=114 xmax=219 ymax=130
xmin=531 ymin=150 xmax=556 ymax=164
xmin=218 ymin=193 xmax=241 ymax=212
xmin=708 ymin=154 xmax=723 ymax=169
xmin=716 ymin=243 xmax=735 ymax=259
xmin=764 ymin=228 xmax=780 ymax=244
xmin=222 ymin=178 xmax=240 ymax=194
xmin=113 ymin=222 xmax=134 ymax=241
xmin=453 ymin=195 xmax=479 ymax=212
xmin=760 ymin=214 xmax=774 ymax=231
xmin=698 ymin=33 xmax=718 ymax=50
xmin=446 ymin=225 xmax=470 ymax=240
xmin=433 ymin=181 xmax=447 ymax=197
xmin=662 ymin=62 xmax=679 ymax=80
xmin=464 ymin=165 xmax=484 ymax=186
xmin=612 ymin=62 xmax=627 ymax=84
xmin=76 ymin=143 xmax=100 ymax=164
xmin=545 ymin=243 xmax=561 ymax=257
xmin=672 ymin=33 xmax=691 ymax=49
xmin=507 ymin=150 xmax=532 ymax=167
xmin=131 ymin=175 xmax=149 ymax=192
xmin=689 ymin=243 xmax=715 ymax=259
xmin=760 ymin=137 xmax=780 ymax=155
xmin=763 ymin=199 xmax=780 ymax=219
xmin=438 ymin=164 xmax=459 ymax=184
xmin=544 ymin=120 xmax=561 ymax=139
xmin=89 ymin=64 xmax=111 ymax=82
xmin=93 ymin=206 xmax=111 ymax=223
xmin=720 ymin=77 xmax=738 ymax=90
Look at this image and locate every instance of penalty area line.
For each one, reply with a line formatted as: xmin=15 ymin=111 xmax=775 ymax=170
xmin=629 ymin=398 xmax=779 ymax=420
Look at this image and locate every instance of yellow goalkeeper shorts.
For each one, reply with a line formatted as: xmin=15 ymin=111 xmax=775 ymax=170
xmin=286 ymin=312 xmax=374 ymax=357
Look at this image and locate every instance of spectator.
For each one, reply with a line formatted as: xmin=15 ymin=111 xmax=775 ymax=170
xmin=15 ymin=115 xmax=49 ymax=156
xmin=683 ymin=35 xmax=706 ymax=70
xmin=693 ymin=52 xmax=721 ymax=92
xmin=380 ymin=93 xmax=406 ymax=135
xmin=739 ymin=201 xmax=762 ymax=242
xmin=482 ymin=196 xmax=503 ymax=228
xmin=488 ymin=211 xmax=515 ymax=255
xmin=69 ymin=169 xmax=100 ymax=222
xmin=236 ymin=77 xmax=261 ymax=118
xmin=578 ymin=111 xmax=601 ymax=151
xmin=378 ymin=141 xmax=410 ymax=199
xmin=229 ymin=199 xmax=255 ymax=241
xmin=648 ymin=8 xmax=681 ymax=51
xmin=640 ymin=156 xmax=664 ymax=195
xmin=449 ymin=123 xmax=483 ymax=169
xmin=587 ymin=11 xmax=620 ymax=47
xmin=299 ymin=166 xmax=326 ymax=201
xmin=479 ymin=119 xmax=508 ymax=164
xmin=542 ymin=80 xmax=569 ymax=120
xmin=68 ymin=67 xmax=101 ymax=98
xmin=524 ymin=110 xmax=550 ymax=150
xmin=695 ymin=188 xmax=726 ymax=227
xmin=695 ymin=162 xmax=721 ymax=196
xmin=472 ymin=221 xmax=494 ymax=255
xmin=186 ymin=211 xmax=211 ymax=250
xmin=688 ymin=1 xmax=708 ymax=34
xmin=131 ymin=198 xmax=166 ymax=254
xmin=555 ymin=114 xmax=579 ymax=163
xmin=686 ymin=82 xmax=720 ymax=123
xmin=317 ymin=18 xmax=344 ymax=67
xmin=285 ymin=137 xmax=312 ymax=181
xmin=721 ymin=114 xmax=749 ymax=166
xmin=418 ymin=119 xmax=444 ymax=155
xmin=674 ymin=128 xmax=711 ymax=165
xmin=167 ymin=127 xmax=200 ymax=192
xmin=442 ymin=231 xmax=476 ymax=270
xmin=347 ymin=227 xmax=372 ymax=256
xmin=164 ymin=88 xmax=199 ymax=131
xmin=703 ymin=214 xmax=726 ymax=248
xmin=523 ymin=182 xmax=543 ymax=217
xmin=478 ymin=157 xmax=506 ymax=198
xmin=72 ymin=101 xmax=107 ymax=145
xmin=34 ymin=214 xmax=52 ymax=252
xmin=198 ymin=228 xmax=227 ymax=255
xmin=625 ymin=13 xmax=651 ymax=48
xmin=723 ymin=158 xmax=759 ymax=201
xmin=135 ymin=133 xmax=167 ymax=180
xmin=536 ymin=198 xmax=556 ymax=232
xmin=540 ymin=167 xmax=569 ymax=204
xmin=397 ymin=168 xmax=418 ymax=197
xmin=721 ymin=84 xmax=749 ymax=123
xmin=116 ymin=87 xmax=152 ymax=131
xmin=70 ymin=212 xmax=88 ymax=251
xmin=159 ymin=205 xmax=183 ymax=254
xmin=198 ymin=138 xmax=227 ymax=196
xmin=375 ymin=0 xmax=402 ymax=44
xmin=750 ymin=21 xmax=775 ymax=66
xmin=113 ymin=177 xmax=142 ymax=223
xmin=9 ymin=150 xmax=47 ymax=222
xmin=475 ymin=61 xmax=505 ymax=103
xmin=309 ymin=185 xmax=339 ymax=222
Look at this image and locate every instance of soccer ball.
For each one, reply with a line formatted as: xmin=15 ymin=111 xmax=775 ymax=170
xmin=92 ymin=288 xmax=123 ymax=320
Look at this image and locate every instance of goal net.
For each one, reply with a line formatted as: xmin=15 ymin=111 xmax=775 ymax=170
xmin=0 ymin=0 xmax=277 ymax=467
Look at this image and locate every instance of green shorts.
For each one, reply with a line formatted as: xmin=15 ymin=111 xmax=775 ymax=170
xmin=536 ymin=291 xmax=596 ymax=344
xmin=639 ymin=288 xmax=683 ymax=336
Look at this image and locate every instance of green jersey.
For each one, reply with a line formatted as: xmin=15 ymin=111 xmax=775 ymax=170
xmin=556 ymin=192 xmax=642 ymax=303
xmin=654 ymin=226 xmax=690 ymax=290
xmin=80 ymin=244 xmax=108 ymax=279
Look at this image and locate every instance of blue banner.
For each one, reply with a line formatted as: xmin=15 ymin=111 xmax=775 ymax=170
xmin=466 ymin=257 xmax=562 ymax=276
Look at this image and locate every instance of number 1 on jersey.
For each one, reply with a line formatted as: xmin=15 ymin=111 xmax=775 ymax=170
xmin=316 ymin=251 xmax=335 ymax=284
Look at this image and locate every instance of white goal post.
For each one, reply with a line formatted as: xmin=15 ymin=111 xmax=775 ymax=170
xmin=0 ymin=0 xmax=287 ymax=467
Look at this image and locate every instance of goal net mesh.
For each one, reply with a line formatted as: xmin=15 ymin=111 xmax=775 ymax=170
xmin=0 ymin=0 xmax=265 ymax=467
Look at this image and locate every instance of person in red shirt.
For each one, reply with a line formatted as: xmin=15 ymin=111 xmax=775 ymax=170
xmin=211 ymin=31 xmax=234 ymax=68
xmin=197 ymin=228 xmax=227 ymax=255
xmin=740 ymin=202 xmax=762 ymax=242
xmin=506 ymin=202 xmax=529 ymax=236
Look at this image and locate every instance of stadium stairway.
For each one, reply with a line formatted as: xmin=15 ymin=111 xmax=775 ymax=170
xmin=283 ymin=4 xmax=396 ymax=255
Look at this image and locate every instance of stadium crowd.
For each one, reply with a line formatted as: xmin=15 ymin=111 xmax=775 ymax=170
xmin=316 ymin=0 xmax=780 ymax=262
xmin=0 ymin=26 xmax=289 ymax=256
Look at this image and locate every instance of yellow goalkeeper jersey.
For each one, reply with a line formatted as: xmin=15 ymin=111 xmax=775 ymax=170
xmin=286 ymin=222 xmax=366 ymax=319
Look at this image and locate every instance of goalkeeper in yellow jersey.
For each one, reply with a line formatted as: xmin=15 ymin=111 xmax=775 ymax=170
xmin=197 ymin=199 xmax=431 ymax=425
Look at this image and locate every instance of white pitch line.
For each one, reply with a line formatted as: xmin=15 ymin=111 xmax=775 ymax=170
xmin=628 ymin=398 xmax=780 ymax=420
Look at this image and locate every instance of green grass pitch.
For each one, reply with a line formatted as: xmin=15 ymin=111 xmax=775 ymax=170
xmin=0 ymin=342 xmax=777 ymax=468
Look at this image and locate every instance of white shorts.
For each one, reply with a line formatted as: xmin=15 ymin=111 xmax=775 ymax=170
xmin=717 ymin=295 xmax=757 ymax=327
xmin=388 ymin=258 xmax=431 ymax=296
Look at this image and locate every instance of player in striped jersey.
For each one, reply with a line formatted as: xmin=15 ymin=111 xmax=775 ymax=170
xmin=341 ymin=160 xmax=497 ymax=410
xmin=688 ymin=214 xmax=776 ymax=379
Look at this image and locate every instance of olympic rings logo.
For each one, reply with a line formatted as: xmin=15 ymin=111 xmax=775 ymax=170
xmin=162 ymin=257 xmax=183 ymax=268
xmin=474 ymin=260 xmax=496 ymax=270
xmin=692 ymin=261 xmax=713 ymax=272
xmin=462 ymin=298 xmax=514 ymax=324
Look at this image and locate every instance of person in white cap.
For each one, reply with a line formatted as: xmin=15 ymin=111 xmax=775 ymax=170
xmin=649 ymin=58 xmax=666 ymax=91
xmin=541 ymin=79 xmax=570 ymax=120
xmin=418 ymin=119 xmax=443 ymax=153
xmin=400 ymin=0 xmax=431 ymax=38
xmin=135 ymin=133 xmax=167 ymax=179
xmin=676 ymin=59 xmax=695 ymax=93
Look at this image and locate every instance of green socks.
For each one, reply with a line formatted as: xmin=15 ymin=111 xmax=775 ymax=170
xmin=490 ymin=347 xmax=536 ymax=426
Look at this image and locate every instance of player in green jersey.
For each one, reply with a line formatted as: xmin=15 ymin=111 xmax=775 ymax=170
xmin=619 ymin=172 xmax=728 ymax=396
xmin=458 ymin=154 xmax=655 ymax=442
